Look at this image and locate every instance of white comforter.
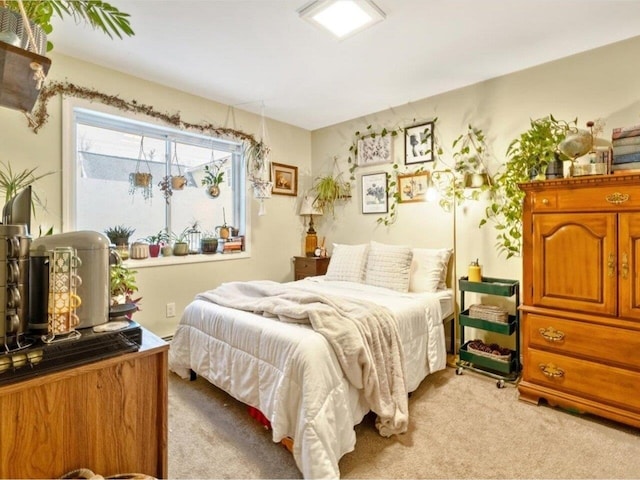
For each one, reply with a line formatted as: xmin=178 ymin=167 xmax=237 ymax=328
xmin=169 ymin=278 xmax=448 ymax=479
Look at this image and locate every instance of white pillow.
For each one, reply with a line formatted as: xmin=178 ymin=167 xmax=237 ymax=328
xmin=409 ymin=248 xmax=453 ymax=292
xmin=325 ymin=243 xmax=369 ymax=283
xmin=364 ymin=241 xmax=413 ymax=292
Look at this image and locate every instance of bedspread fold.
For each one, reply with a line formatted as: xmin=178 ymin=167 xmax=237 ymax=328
xmin=197 ymin=280 xmax=408 ymax=436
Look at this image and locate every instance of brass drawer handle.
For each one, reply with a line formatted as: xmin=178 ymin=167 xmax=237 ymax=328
xmin=539 ymin=363 xmax=565 ymax=378
xmin=605 ymin=192 xmax=629 ymax=205
xmin=608 ymin=253 xmax=616 ymax=278
xmin=622 ymin=252 xmax=629 ymax=280
xmin=538 ymin=326 xmax=565 ymax=342
xmin=541 ymin=198 xmax=549 ymax=205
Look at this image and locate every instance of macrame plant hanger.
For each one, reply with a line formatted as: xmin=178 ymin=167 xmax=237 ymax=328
xmin=129 ymin=135 xmax=153 ymax=202
xmin=15 ymin=0 xmax=46 ymax=89
xmin=253 ymin=103 xmax=273 ymax=216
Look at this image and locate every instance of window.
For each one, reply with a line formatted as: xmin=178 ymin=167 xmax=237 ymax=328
xmin=64 ymin=105 xmax=246 ymax=255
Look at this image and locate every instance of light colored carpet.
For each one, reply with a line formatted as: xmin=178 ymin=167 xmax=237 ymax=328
xmin=168 ymin=367 xmax=640 ymax=479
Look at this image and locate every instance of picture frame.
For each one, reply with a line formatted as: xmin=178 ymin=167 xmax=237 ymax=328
xmin=361 ymin=172 xmax=388 ymax=214
xmin=404 ymin=121 xmax=434 ymax=165
xmin=357 ymin=135 xmax=393 ymax=166
xmin=397 ymin=172 xmax=429 ymax=203
xmin=270 ymin=162 xmax=298 ymax=196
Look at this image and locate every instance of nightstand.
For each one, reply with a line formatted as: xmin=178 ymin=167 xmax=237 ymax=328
xmin=294 ymin=256 xmax=330 ymax=280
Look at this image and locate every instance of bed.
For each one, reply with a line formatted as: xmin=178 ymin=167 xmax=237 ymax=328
xmin=168 ymin=242 xmax=453 ymax=479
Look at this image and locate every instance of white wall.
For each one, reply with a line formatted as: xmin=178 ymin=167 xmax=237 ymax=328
xmin=310 ymin=35 xmax=640 ymax=298
xmin=0 ymin=53 xmax=311 ymax=338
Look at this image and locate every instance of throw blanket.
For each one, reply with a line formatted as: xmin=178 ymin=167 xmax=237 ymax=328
xmin=197 ymin=280 xmax=409 ymax=436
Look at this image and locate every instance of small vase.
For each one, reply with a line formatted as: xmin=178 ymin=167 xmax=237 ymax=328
xmin=201 ymin=238 xmax=218 ymax=254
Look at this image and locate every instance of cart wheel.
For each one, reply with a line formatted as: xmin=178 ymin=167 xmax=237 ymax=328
xmin=456 ymin=367 xmax=463 ymax=375
xmin=497 ymin=379 xmax=505 ymax=389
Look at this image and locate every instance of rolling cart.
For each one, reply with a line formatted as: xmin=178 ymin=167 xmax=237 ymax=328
xmin=456 ymin=276 xmax=521 ymax=388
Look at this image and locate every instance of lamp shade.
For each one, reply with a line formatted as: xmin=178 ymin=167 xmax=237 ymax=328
xmin=299 ymin=195 xmax=323 ymax=216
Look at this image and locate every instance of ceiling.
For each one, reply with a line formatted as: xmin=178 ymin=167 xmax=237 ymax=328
xmin=50 ymin=0 xmax=640 ymax=131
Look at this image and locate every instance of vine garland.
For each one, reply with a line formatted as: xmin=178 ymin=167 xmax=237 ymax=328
xmin=25 ymin=80 xmax=261 ymax=148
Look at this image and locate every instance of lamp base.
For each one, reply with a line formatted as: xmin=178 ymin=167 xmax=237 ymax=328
xmin=305 ymin=233 xmax=317 ymax=257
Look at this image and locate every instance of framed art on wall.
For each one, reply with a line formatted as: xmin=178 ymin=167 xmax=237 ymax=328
xmin=270 ymin=162 xmax=298 ymax=196
xmin=361 ymin=172 xmax=388 ymax=214
xmin=357 ymin=135 xmax=393 ymax=166
xmin=397 ymin=172 xmax=429 ymax=203
xmin=405 ymin=122 xmax=434 ymax=165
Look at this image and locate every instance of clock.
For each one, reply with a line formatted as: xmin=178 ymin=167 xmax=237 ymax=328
xmin=314 ymin=247 xmax=323 ymax=257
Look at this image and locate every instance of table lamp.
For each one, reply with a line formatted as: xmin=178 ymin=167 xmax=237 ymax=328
xmin=299 ymin=195 xmax=323 ymax=257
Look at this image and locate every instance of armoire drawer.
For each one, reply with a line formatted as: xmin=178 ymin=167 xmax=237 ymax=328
xmin=555 ymin=184 xmax=640 ymax=211
xmin=524 ymin=348 xmax=640 ymax=412
xmin=525 ymin=313 xmax=640 ymax=370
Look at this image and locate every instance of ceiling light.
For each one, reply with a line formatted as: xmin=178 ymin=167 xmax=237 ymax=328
xmin=298 ymin=0 xmax=386 ymax=39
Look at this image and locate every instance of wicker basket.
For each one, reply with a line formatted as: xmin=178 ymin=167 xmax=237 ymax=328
xmin=469 ymin=303 xmax=508 ymax=323
xmin=467 ymin=340 xmax=511 ymax=363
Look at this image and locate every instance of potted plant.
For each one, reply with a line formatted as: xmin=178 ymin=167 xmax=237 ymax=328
xmin=311 ymin=172 xmax=351 ymax=217
xmin=480 ymin=114 xmax=577 ymax=258
xmin=104 ymin=225 xmax=135 ymax=260
xmin=0 ymin=160 xmax=54 ymax=212
xmin=200 ymin=231 xmax=218 ymax=254
xmin=144 ymin=229 xmax=169 ymax=257
xmin=201 ymin=160 xmax=227 ymax=198
xmin=171 ymin=229 xmax=190 ymax=256
xmin=2 ymin=1 xmax=134 ymax=53
xmin=109 ymin=263 xmax=140 ymax=313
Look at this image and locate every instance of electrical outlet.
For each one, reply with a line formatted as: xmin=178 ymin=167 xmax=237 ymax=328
xmin=166 ymin=302 xmax=176 ymax=318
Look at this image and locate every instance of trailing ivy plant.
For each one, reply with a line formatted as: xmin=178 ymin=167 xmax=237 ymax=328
xmin=479 ymin=114 xmax=577 ymax=258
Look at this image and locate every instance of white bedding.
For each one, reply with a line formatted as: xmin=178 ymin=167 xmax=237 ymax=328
xmin=168 ymin=277 xmax=450 ymax=479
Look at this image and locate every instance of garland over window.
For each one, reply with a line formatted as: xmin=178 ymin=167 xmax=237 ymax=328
xmin=25 ymin=81 xmax=261 ymax=149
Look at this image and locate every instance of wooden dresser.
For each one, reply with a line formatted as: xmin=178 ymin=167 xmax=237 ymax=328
xmin=519 ymin=174 xmax=640 ymax=428
xmin=0 ymin=328 xmax=168 ymax=478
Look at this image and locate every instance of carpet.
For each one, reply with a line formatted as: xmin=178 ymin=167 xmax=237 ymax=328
xmin=168 ymin=367 xmax=640 ymax=479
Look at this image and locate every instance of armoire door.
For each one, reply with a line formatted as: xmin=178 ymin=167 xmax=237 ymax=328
xmin=618 ymin=213 xmax=640 ymax=321
xmin=532 ymin=212 xmax=617 ymax=315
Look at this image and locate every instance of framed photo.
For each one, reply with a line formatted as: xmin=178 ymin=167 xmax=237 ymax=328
xmin=405 ymin=122 xmax=434 ymax=165
xmin=397 ymin=172 xmax=429 ymax=203
xmin=357 ymin=135 xmax=393 ymax=166
xmin=361 ymin=172 xmax=388 ymax=214
xmin=270 ymin=162 xmax=298 ymax=196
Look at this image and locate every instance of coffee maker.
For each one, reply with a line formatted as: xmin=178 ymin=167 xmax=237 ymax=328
xmin=29 ymin=231 xmax=111 ymax=332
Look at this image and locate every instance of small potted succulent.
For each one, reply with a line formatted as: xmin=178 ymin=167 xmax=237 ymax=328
xmin=104 ymin=225 xmax=135 ymax=260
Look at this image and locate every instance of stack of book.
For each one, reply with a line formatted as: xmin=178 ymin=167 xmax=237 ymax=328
xmin=219 ymin=236 xmax=245 ymax=253
xmin=612 ymin=124 xmax=640 ymax=173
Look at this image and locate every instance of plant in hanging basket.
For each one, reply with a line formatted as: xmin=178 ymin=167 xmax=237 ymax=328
xmin=171 ymin=175 xmax=187 ymax=190
xmin=201 ymin=160 xmax=227 ymax=198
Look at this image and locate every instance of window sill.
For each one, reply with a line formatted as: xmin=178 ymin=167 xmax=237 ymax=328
xmin=123 ymin=251 xmax=250 ymax=269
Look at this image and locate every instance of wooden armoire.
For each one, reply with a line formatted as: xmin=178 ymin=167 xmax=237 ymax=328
xmin=519 ymin=173 xmax=640 ymax=428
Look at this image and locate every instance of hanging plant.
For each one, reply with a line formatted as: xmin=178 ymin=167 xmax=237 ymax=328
xmin=171 ymin=140 xmax=187 ymax=191
xmin=202 ymin=153 xmax=228 ymax=199
xmin=129 ymin=136 xmax=153 ymax=201
xmin=311 ymin=157 xmax=352 ymax=218
xmin=158 ymin=175 xmax=172 ymax=204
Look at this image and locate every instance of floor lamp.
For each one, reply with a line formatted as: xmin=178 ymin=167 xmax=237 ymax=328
xmin=428 ymin=170 xmax=458 ymax=357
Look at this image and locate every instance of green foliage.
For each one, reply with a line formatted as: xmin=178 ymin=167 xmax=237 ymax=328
xmin=311 ymin=170 xmax=351 ymax=217
xmin=0 ymin=161 xmax=54 ymax=209
xmin=104 ymin=225 xmax=135 ymax=244
xmin=109 ymin=263 xmax=138 ymax=300
xmin=5 ymin=0 xmax=134 ymax=51
xmin=144 ymin=229 xmax=169 ymax=245
xmin=201 ymin=161 xmax=226 ymax=187
xmin=481 ymin=114 xmax=577 ymax=258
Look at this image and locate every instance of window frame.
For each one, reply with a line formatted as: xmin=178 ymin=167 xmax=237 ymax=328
xmin=62 ymin=97 xmax=252 ymax=266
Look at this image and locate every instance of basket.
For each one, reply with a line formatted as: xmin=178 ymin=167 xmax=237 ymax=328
xmin=469 ymin=304 xmax=508 ymax=323
xmin=466 ymin=339 xmax=511 ymax=363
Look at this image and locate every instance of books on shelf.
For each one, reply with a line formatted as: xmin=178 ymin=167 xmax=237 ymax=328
xmin=612 ymin=135 xmax=640 ymax=147
xmin=612 ymin=124 xmax=640 ymax=140
xmin=612 ymin=151 xmax=640 ymax=165
xmin=218 ymin=235 xmax=245 ymax=253
xmin=613 ymin=143 xmax=640 ymax=156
